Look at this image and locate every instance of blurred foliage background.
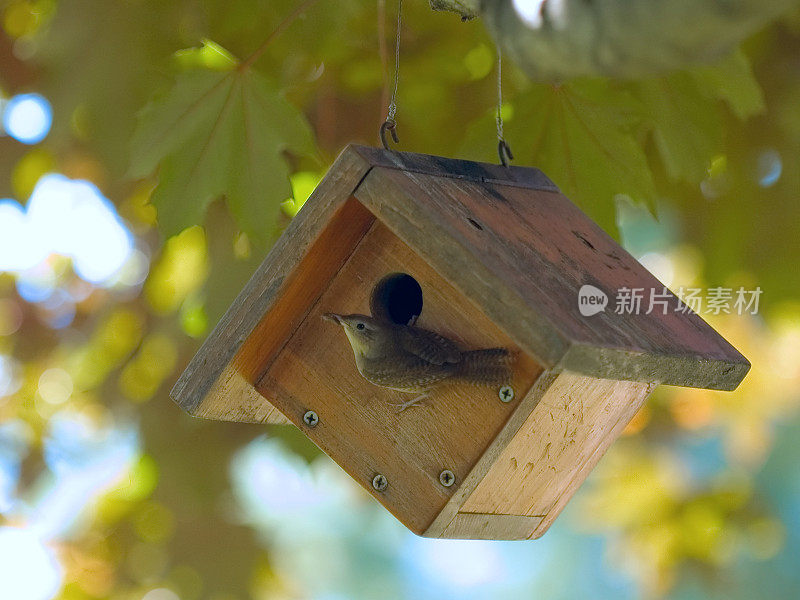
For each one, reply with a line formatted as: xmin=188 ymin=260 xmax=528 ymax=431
xmin=1 ymin=0 xmax=799 ymax=599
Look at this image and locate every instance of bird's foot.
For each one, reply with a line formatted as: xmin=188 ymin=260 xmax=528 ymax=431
xmin=388 ymin=394 xmax=429 ymax=413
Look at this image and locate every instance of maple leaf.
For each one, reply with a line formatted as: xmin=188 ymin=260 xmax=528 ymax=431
xmin=512 ymin=81 xmax=658 ymax=235
xmin=129 ymin=44 xmax=314 ymax=240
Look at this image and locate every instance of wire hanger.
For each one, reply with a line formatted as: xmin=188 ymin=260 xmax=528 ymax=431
xmin=380 ymin=0 xmax=402 ymax=149
xmin=496 ymin=47 xmax=513 ymax=167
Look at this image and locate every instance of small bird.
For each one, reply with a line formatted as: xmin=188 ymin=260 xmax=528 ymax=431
xmin=323 ymin=313 xmax=512 ymax=411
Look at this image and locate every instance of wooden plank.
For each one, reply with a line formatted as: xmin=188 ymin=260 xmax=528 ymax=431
xmin=423 ymin=370 xmax=558 ymax=537
xmin=190 ymin=364 xmax=291 ymax=425
xmin=234 ymin=197 xmax=375 ymax=381
xmin=255 ymin=221 xmax=543 ymax=534
xmin=170 ymin=146 xmax=374 ymax=415
xmin=265 ymin=412 xmax=293 ymax=426
xmin=354 ymin=166 xmax=749 ymax=390
xmin=460 ymin=372 xmax=655 ymax=538
xmin=191 ymin=364 xmax=280 ymax=423
xmin=187 ymin=198 xmax=373 ymax=423
xmin=528 ymin=382 xmax=652 ymax=538
xmin=436 ymin=513 xmax=545 ymax=540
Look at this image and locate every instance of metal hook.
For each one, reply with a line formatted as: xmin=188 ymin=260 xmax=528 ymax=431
xmin=498 ymin=139 xmax=514 ymax=167
xmin=380 ymin=120 xmax=399 ymax=150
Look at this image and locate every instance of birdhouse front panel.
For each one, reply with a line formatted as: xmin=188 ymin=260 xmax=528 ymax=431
xmin=255 ymin=219 xmax=543 ymax=534
xmin=171 ymin=145 xmax=748 ymax=541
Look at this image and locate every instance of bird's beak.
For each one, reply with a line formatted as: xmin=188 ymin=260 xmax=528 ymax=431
xmin=323 ymin=312 xmax=342 ymax=324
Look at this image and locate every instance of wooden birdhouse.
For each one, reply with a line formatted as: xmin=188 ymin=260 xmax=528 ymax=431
xmin=171 ymin=145 xmax=749 ymax=540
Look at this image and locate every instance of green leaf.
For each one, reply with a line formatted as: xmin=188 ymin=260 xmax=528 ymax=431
xmin=689 ymin=49 xmax=765 ymax=120
xmin=173 ymin=39 xmax=240 ymax=71
xmin=129 ymin=62 xmax=314 ymax=240
xmin=634 ymin=73 xmax=723 ymax=183
xmin=509 ymin=81 xmax=657 ymax=235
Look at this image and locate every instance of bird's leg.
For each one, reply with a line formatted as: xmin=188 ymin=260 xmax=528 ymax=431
xmin=387 ymin=392 xmax=429 ymax=413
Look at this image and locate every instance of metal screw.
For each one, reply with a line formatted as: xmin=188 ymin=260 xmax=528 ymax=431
xmin=499 ymin=385 xmax=515 ymax=403
xmin=372 ymin=474 xmax=388 ymax=492
xmin=303 ymin=410 xmax=319 ymax=427
xmin=439 ymin=470 xmax=455 ymax=487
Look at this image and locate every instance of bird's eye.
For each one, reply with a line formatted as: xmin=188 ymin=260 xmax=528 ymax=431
xmin=356 ymin=323 xmax=365 ymax=330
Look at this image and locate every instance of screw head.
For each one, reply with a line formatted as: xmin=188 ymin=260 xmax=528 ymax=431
xmin=499 ymin=385 xmax=515 ymax=403
xmin=439 ymin=469 xmax=456 ymax=487
xmin=372 ymin=474 xmax=388 ymax=492
xmin=303 ymin=410 xmax=319 ymax=427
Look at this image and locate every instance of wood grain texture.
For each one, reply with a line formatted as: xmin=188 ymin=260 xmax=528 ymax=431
xmin=234 ymin=197 xmax=375 ymax=381
xmin=423 ymin=370 xmax=559 ymax=538
xmin=528 ymin=382 xmax=653 ymax=538
xmin=255 ymin=221 xmax=543 ymax=534
xmin=170 ymin=146 xmax=373 ymax=416
xmin=436 ymin=513 xmax=545 ymax=540
xmin=354 ymin=164 xmax=749 ymax=390
xmin=460 ymin=372 xmax=655 ymax=538
xmin=192 ymin=364 xmax=281 ymax=423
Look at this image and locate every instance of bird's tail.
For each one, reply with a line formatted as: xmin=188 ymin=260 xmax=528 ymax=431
xmin=455 ymin=348 xmax=513 ymax=387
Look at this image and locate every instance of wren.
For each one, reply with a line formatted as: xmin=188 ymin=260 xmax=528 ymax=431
xmin=323 ymin=313 xmax=512 ymax=411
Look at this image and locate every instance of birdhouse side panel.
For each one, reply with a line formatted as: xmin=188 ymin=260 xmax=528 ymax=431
xmin=254 ymin=219 xmax=543 ymax=534
xmin=177 ymin=197 xmax=375 ymax=423
xmin=438 ymin=513 xmax=545 ymax=540
xmin=191 ymin=364 xmax=282 ymax=423
xmin=234 ymin=197 xmax=376 ymax=384
xmin=459 ymin=371 xmax=655 ymax=539
xmin=171 ymin=147 xmax=376 ymax=420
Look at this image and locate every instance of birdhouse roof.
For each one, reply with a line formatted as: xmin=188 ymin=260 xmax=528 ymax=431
xmin=336 ymin=145 xmax=748 ymax=390
xmin=174 ymin=145 xmax=748 ymax=412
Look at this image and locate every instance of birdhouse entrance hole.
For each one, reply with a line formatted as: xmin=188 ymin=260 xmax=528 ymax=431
xmin=370 ymin=272 xmax=423 ymax=325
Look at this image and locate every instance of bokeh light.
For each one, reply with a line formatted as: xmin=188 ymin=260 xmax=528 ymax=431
xmin=0 ymin=354 xmax=23 ymax=398
xmin=144 ymin=226 xmax=208 ymax=314
xmin=0 ymin=527 xmax=63 ymax=600
xmin=37 ymin=288 xmax=76 ymax=329
xmin=638 ymin=252 xmax=676 ymax=287
xmin=2 ymin=93 xmax=52 ymax=144
xmin=757 ymin=148 xmax=782 ymax=187
xmin=142 ymin=588 xmax=181 ymax=600
xmin=0 ymin=199 xmax=44 ymax=271
xmin=512 ymin=0 xmax=566 ymax=29
xmin=27 ymin=411 xmax=140 ymax=542
xmin=15 ymin=263 xmax=57 ymax=303
xmin=231 ymin=437 xmax=354 ymax=527
xmin=37 ymin=368 xmax=74 ymax=405
xmin=0 ymin=174 xmax=135 ymax=287
xmin=403 ymin=538 xmax=507 ymax=588
xmin=0 ymin=420 xmax=31 ymax=514
xmin=26 ymin=174 xmax=134 ymax=284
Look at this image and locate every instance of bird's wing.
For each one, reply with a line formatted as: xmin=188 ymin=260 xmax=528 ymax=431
xmin=398 ymin=326 xmax=461 ymax=365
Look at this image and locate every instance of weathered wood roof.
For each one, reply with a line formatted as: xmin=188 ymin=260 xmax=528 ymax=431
xmin=172 ymin=144 xmax=748 ymax=413
xmin=349 ymin=145 xmax=748 ymax=390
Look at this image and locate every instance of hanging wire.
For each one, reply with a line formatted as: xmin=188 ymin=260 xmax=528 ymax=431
xmin=496 ymin=47 xmax=514 ymax=167
xmin=380 ymin=0 xmax=402 ymax=149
